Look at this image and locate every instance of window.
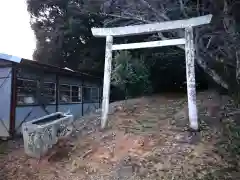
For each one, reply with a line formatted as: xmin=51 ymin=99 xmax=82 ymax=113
xmin=91 ymin=87 xmax=99 ymax=102
xmin=59 ymin=84 xmax=71 ymax=103
xmin=71 ymin=86 xmax=82 ymax=102
xmin=17 ymin=78 xmax=57 ymax=105
xmin=17 ymin=78 xmax=37 ymax=105
xmin=83 ymin=87 xmax=91 ymax=102
xmin=59 ymin=84 xmax=82 ymax=103
xmin=59 ymin=84 xmax=99 ymax=103
xmin=83 ymin=87 xmax=99 ymax=102
xmin=42 ymin=82 xmax=56 ymax=104
xmin=16 ymin=78 xmax=100 ymax=105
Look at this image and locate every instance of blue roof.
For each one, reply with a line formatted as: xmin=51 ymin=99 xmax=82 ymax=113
xmin=0 ymin=53 xmax=22 ymax=63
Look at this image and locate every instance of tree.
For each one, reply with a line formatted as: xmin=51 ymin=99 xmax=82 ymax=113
xmin=111 ymin=51 xmax=152 ymax=98
xmin=27 ymin=0 xmax=240 ymax=98
xmin=86 ymin=0 xmax=240 ymax=91
xmin=27 ymin=0 xmax=105 ymax=72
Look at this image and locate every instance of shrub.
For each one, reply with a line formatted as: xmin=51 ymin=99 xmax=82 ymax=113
xmin=111 ymin=51 xmax=152 ymax=98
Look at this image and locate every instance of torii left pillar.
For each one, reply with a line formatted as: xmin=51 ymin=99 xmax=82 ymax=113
xmin=101 ymin=35 xmax=113 ymax=129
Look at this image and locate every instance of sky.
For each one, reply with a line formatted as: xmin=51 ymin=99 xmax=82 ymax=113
xmin=0 ymin=0 xmax=36 ymax=60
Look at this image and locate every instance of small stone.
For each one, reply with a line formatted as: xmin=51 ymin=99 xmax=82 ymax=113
xmin=138 ymin=167 xmax=148 ymax=177
xmin=154 ymin=163 xmax=164 ymax=171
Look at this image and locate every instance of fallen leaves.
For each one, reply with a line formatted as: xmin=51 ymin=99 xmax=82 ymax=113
xmin=1 ymin=91 xmax=240 ymax=180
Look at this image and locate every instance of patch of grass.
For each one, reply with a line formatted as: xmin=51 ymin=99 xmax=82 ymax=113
xmin=0 ymin=142 xmax=7 ymax=154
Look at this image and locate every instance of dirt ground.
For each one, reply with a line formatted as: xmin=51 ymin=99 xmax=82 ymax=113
xmin=1 ymin=90 xmax=240 ymax=180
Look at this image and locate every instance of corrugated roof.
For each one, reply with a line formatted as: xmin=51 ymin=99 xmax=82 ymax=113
xmin=20 ymin=59 xmax=100 ymax=79
xmin=0 ymin=53 xmax=22 ymax=63
xmin=0 ymin=52 xmax=101 ymax=80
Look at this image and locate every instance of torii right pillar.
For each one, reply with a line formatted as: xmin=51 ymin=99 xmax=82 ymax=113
xmin=185 ymin=27 xmax=198 ymax=130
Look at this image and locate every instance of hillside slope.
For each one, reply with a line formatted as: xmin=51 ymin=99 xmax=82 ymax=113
xmin=1 ymin=91 xmax=240 ymax=180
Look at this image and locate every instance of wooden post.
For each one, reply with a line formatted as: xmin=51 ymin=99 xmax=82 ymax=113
xmin=185 ymin=27 xmax=198 ymax=130
xmin=10 ymin=65 xmax=17 ymax=136
xmin=101 ymin=36 xmax=113 ymax=128
xmin=55 ymin=74 xmax=59 ymax=112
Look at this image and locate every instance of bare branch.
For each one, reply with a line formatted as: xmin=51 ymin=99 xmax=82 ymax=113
xmin=196 ymin=0 xmax=200 ymax=16
xmin=179 ymin=0 xmax=188 ymax=17
xmin=206 ymin=36 xmax=213 ymax=49
xmin=236 ymin=51 xmax=240 ymax=80
xmin=138 ymin=0 xmax=170 ymax=21
xmin=95 ymin=0 xmax=230 ymax=89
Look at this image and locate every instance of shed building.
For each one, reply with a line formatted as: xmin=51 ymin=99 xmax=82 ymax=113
xmin=0 ymin=53 xmax=102 ymax=137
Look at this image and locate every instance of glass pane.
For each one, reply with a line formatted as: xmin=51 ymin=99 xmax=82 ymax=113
xmin=71 ymin=86 xmax=82 ymax=102
xmin=83 ymin=87 xmax=91 ymax=101
xmin=43 ymin=82 xmax=56 ymax=103
xmin=59 ymin=84 xmax=71 ymax=103
xmin=17 ymin=79 xmax=37 ymax=105
xmin=91 ymin=88 xmax=99 ymax=101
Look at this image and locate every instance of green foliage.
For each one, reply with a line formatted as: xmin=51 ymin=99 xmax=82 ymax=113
xmin=27 ymin=0 xmax=240 ymax=97
xmin=111 ymin=51 xmax=152 ymax=98
xmin=27 ymin=0 xmax=105 ymax=72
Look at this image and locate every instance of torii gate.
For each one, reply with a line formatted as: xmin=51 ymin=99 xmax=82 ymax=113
xmin=91 ymin=14 xmax=213 ymax=130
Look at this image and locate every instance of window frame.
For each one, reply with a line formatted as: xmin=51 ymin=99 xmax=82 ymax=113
xmin=16 ymin=78 xmax=38 ymax=106
xmin=16 ymin=77 xmax=100 ymax=106
xmin=42 ymin=81 xmax=57 ymax=105
xmin=16 ymin=78 xmax=58 ymax=106
xmin=82 ymin=86 xmax=99 ymax=103
xmin=59 ymin=83 xmax=72 ymax=104
xmin=90 ymin=87 xmax=99 ymax=103
xmin=59 ymin=83 xmax=83 ymax=104
xmin=71 ymin=85 xmax=82 ymax=103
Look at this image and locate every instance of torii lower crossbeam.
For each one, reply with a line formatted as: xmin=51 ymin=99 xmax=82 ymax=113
xmin=91 ymin=14 xmax=213 ymax=130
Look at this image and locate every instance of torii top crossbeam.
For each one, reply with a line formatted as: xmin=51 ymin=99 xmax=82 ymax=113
xmin=92 ymin=14 xmax=212 ymax=37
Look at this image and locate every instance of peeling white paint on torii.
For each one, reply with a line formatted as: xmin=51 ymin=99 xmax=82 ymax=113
xmin=91 ymin=14 xmax=213 ymax=130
